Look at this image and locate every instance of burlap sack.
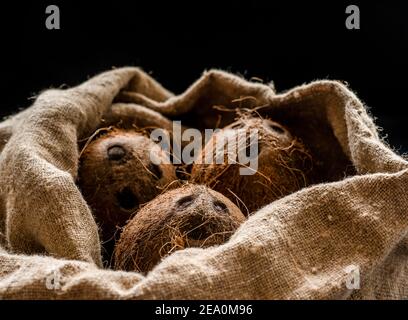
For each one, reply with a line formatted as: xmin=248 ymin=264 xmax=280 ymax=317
xmin=0 ymin=67 xmax=407 ymax=299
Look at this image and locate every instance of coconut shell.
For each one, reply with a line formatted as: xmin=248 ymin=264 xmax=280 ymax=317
xmin=191 ymin=117 xmax=314 ymax=214
xmin=77 ymin=128 xmax=178 ymax=248
xmin=113 ymin=184 xmax=246 ymax=273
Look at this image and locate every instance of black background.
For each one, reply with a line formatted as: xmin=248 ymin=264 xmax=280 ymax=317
xmin=0 ymin=1 xmax=407 ymax=152
xmin=0 ymin=300 xmax=405 ymax=317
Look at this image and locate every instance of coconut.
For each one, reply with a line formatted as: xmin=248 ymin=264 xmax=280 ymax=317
xmin=191 ymin=116 xmax=313 ymax=215
xmin=113 ymin=184 xmax=246 ymax=273
xmin=77 ymin=128 xmax=178 ymax=257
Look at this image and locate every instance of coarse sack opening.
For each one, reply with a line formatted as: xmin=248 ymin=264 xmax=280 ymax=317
xmin=0 ymin=67 xmax=407 ymax=299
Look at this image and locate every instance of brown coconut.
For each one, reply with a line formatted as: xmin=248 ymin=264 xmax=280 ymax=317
xmin=77 ymin=128 xmax=178 ymax=253
xmin=191 ymin=116 xmax=313 ymax=215
xmin=113 ymin=184 xmax=246 ymax=273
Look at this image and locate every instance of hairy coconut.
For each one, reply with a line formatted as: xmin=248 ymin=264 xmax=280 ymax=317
xmin=113 ymin=184 xmax=246 ymax=273
xmin=191 ymin=116 xmax=313 ymax=215
xmin=77 ymin=128 xmax=178 ymax=256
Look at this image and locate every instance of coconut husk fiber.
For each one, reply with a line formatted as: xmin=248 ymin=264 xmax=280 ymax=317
xmin=0 ymin=67 xmax=407 ymax=299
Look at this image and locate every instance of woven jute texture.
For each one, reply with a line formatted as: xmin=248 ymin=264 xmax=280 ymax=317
xmin=0 ymin=67 xmax=407 ymax=299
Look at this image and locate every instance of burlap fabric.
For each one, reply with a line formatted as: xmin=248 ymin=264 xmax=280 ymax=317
xmin=0 ymin=67 xmax=406 ymax=299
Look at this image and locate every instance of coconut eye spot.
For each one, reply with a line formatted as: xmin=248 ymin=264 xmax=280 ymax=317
xmin=186 ymin=217 xmax=211 ymax=241
xmin=213 ymin=200 xmax=229 ymax=213
xmin=267 ymin=123 xmax=285 ymax=135
xmin=116 ymin=187 xmax=139 ymax=211
xmin=176 ymin=195 xmax=196 ymax=208
xmin=107 ymin=145 xmax=126 ymax=161
xmin=229 ymin=122 xmax=245 ymax=129
xmin=147 ymin=162 xmax=162 ymax=180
